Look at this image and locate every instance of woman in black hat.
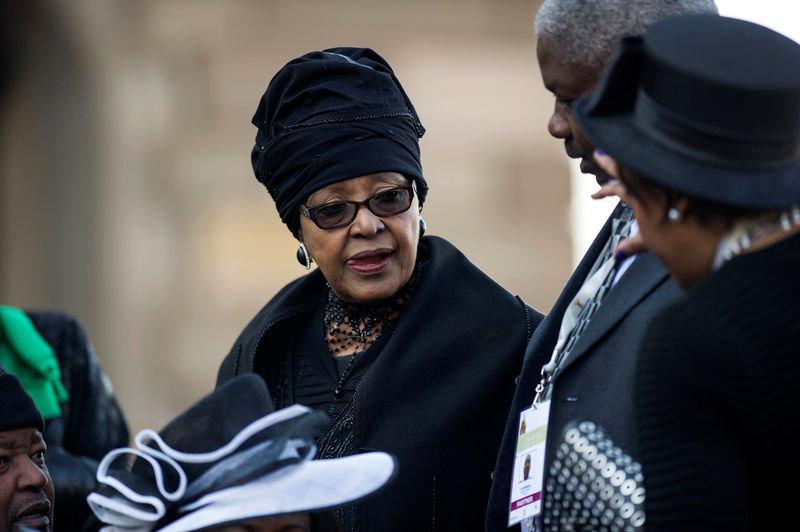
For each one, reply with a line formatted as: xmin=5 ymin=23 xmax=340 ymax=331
xmin=215 ymin=48 xmax=542 ymax=531
xmin=574 ymin=14 xmax=800 ymax=530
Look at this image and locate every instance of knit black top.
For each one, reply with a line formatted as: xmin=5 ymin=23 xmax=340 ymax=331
xmin=635 ymin=231 xmax=800 ymax=531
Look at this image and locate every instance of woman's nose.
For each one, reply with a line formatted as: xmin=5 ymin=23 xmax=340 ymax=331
xmin=349 ymin=205 xmax=385 ymax=236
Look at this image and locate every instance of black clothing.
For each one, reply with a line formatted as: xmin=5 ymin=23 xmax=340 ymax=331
xmin=27 ymin=311 xmax=130 ymax=532
xmin=486 ymin=204 xmax=682 ymax=530
xmin=0 ymin=372 xmax=44 ymax=431
xmin=218 ymin=236 xmax=541 ymax=531
xmin=635 ymin=232 xmax=800 ymax=531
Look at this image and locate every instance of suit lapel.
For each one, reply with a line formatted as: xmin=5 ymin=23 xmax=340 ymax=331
xmin=521 ymin=204 xmax=622 ymax=368
xmin=557 ymin=250 xmax=670 ymax=373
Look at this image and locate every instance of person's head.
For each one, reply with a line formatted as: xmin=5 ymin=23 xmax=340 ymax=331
xmin=88 ymin=374 xmax=395 ymax=532
xmin=534 ymin=0 xmax=718 ymax=183
xmin=250 ymin=48 xmax=427 ymax=304
xmin=575 ymin=14 xmax=800 ymax=289
xmin=0 ymin=371 xmax=53 ymax=532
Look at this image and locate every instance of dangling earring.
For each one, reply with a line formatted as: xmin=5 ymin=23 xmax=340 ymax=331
xmin=296 ymin=242 xmax=312 ymax=270
xmin=667 ymin=207 xmax=681 ymax=223
xmin=419 ymin=218 xmax=427 ymax=237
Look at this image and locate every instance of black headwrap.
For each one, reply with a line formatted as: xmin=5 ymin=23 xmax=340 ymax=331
xmin=0 ymin=369 xmax=45 ymax=432
xmin=250 ymin=47 xmax=428 ymax=237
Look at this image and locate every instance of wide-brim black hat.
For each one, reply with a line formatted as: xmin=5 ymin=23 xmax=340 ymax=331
xmin=575 ymin=14 xmax=800 ymax=209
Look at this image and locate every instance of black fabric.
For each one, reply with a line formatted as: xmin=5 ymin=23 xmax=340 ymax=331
xmin=0 ymin=372 xmax=44 ymax=432
xmin=635 ymin=232 xmax=800 ymax=531
xmin=217 ymin=236 xmax=541 ymax=532
xmin=251 ymin=47 xmax=428 ymax=237
xmin=574 ymin=14 xmax=800 ymax=209
xmin=23 ymin=311 xmax=130 ymax=532
xmin=486 ymin=204 xmax=683 ymax=531
xmin=290 ymin=301 xmax=387 ymax=453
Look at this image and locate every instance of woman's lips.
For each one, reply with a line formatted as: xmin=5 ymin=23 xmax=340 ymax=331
xmin=346 ymin=250 xmax=391 ymax=274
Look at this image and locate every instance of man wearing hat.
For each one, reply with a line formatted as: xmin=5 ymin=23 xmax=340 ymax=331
xmin=0 ymin=368 xmax=54 ymax=532
xmin=486 ymin=1 xmax=717 ymax=530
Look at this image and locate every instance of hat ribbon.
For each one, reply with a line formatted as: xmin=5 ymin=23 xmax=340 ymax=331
xmin=88 ymin=404 xmax=316 ymax=530
xmin=633 ymin=90 xmax=800 ymax=168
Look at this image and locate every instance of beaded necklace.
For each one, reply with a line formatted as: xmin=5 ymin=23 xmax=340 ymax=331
xmin=323 ymin=274 xmax=416 ymax=397
xmin=713 ymin=204 xmax=800 ymax=269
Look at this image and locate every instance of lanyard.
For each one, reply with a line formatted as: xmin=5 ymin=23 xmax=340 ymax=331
xmin=532 ymin=256 xmax=617 ymax=406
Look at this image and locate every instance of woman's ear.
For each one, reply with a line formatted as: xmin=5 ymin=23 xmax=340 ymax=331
xmin=673 ymin=196 xmax=690 ymax=220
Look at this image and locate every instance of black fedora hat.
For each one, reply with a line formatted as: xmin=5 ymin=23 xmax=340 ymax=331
xmin=575 ymin=14 xmax=800 ymax=209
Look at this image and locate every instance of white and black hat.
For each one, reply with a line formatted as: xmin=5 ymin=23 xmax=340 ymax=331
xmin=88 ymin=374 xmax=395 ymax=532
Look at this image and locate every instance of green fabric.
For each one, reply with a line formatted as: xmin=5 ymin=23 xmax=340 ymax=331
xmin=0 ymin=305 xmax=69 ymax=419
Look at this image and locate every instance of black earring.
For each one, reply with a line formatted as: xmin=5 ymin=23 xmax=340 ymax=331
xmin=419 ymin=218 xmax=426 ymax=237
xmin=296 ymin=242 xmax=312 ymax=270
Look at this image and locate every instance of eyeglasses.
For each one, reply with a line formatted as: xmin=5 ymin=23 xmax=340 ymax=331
xmin=300 ymin=183 xmax=416 ymax=230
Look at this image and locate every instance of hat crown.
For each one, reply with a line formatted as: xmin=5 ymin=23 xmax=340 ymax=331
xmin=255 ymin=47 xmax=423 ymax=142
xmin=642 ymin=14 xmax=800 ymax=142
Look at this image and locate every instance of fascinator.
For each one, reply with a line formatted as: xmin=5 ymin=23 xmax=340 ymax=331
xmin=87 ymin=374 xmax=395 ymax=532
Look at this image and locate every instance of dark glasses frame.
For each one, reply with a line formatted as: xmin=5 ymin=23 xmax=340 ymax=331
xmin=300 ymin=181 xmax=416 ymax=230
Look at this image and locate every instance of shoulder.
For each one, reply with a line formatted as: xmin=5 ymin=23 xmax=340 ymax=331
xmin=418 ymin=236 xmax=542 ymax=331
xmin=217 ymin=270 xmax=326 ymax=383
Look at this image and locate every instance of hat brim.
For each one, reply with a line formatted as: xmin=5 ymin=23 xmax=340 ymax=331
xmin=574 ymin=97 xmax=800 ymax=210
xmin=158 ymin=451 xmax=396 ymax=532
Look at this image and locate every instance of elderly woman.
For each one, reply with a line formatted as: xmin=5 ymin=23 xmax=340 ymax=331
xmin=87 ymin=374 xmax=394 ymax=532
xmin=571 ymin=14 xmax=800 ymax=530
xmin=215 ymin=48 xmax=541 ymax=531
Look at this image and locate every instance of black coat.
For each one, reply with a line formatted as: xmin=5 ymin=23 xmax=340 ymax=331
xmin=25 ymin=311 xmax=130 ymax=532
xmin=486 ymin=204 xmax=683 ymax=530
xmin=218 ymin=236 xmax=542 ymax=531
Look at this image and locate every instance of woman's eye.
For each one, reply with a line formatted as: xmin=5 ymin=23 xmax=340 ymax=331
xmin=318 ymin=203 xmax=348 ymax=217
xmin=375 ymin=190 xmax=400 ymax=203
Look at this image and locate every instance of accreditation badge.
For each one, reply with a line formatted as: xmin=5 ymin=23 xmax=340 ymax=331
xmin=508 ymin=400 xmax=550 ymax=526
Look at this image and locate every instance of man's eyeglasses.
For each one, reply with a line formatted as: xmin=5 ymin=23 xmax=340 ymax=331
xmin=300 ymin=182 xmax=416 ymax=230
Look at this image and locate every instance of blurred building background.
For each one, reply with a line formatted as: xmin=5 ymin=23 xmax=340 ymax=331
xmin=1 ymin=0 xmax=574 ymax=434
xmin=3 ymin=0 xmax=797 ymax=436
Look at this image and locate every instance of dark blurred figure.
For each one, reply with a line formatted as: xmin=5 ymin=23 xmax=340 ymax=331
xmin=0 ymin=370 xmax=54 ymax=532
xmin=0 ymin=307 xmax=129 ymax=531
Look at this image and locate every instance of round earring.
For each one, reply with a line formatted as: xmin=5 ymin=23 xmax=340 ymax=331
xmin=296 ymin=242 xmax=312 ymax=270
xmin=419 ymin=218 xmax=427 ymax=237
xmin=667 ymin=207 xmax=681 ymax=222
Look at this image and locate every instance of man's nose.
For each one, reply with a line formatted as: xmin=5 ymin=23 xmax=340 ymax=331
xmin=17 ymin=458 xmax=49 ymax=491
xmin=547 ymin=103 xmax=571 ymax=139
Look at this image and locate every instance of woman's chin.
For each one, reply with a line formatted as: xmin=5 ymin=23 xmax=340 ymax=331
xmin=336 ymin=280 xmax=404 ymax=305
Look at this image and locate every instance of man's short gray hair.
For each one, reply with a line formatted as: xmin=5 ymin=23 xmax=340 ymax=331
xmin=535 ymin=0 xmax=718 ymax=67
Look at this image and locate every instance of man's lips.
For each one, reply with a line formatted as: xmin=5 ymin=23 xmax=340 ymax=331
xmin=346 ymin=250 xmax=392 ymax=273
xmin=14 ymin=500 xmax=51 ymax=530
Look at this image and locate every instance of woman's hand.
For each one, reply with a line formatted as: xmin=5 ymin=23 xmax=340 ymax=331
xmin=590 ymin=150 xmax=649 ymax=259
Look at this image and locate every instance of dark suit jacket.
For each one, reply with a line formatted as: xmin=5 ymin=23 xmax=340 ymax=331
xmin=485 ymin=203 xmax=683 ymax=530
